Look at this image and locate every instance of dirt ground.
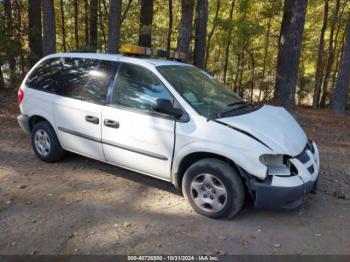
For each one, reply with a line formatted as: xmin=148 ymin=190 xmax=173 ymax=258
xmin=0 ymin=90 xmax=350 ymax=255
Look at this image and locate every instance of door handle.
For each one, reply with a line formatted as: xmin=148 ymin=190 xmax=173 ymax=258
xmin=104 ymin=119 xmax=120 ymax=128
xmin=85 ymin=115 xmax=99 ymax=124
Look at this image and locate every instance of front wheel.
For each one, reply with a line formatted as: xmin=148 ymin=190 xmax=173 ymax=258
xmin=182 ymin=158 xmax=245 ymax=219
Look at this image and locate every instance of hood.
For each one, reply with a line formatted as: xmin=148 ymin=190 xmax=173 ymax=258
xmin=217 ymin=105 xmax=307 ymax=156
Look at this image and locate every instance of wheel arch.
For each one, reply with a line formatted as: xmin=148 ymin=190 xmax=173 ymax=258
xmin=28 ymin=114 xmax=55 ymax=132
xmin=173 ymin=151 xmax=244 ymax=191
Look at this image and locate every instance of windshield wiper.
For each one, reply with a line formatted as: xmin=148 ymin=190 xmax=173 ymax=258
xmin=206 ymin=101 xmax=252 ymax=120
xmin=226 ymin=101 xmax=249 ymax=107
xmin=215 ymin=102 xmax=250 ymax=117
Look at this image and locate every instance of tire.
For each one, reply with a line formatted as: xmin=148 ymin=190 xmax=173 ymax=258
xmin=31 ymin=121 xmax=65 ymax=163
xmin=182 ymin=158 xmax=245 ymax=219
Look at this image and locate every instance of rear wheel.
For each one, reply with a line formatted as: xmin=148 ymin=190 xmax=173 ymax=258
xmin=182 ymin=158 xmax=245 ymax=219
xmin=31 ymin=121 xmax=65 ymax=163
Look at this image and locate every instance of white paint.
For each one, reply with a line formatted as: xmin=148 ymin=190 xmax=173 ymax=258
xmin=18 ymin=52 xmax=320 ymax=194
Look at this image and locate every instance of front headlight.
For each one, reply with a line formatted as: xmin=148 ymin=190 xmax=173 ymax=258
xmin=259 ymin=154 xmax=298 ymax=176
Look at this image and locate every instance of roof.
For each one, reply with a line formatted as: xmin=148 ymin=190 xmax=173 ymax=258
xmin=139 ymin=58 xmax=191 ymax=67
xmin=44 ymin=52 xmax=122 ymax=62
xmin=43 ymin=53 xmax=193 ymax=67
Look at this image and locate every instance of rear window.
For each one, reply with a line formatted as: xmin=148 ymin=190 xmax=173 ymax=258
xmin=26 ymin=58 xmax=62 ymax=93
xmin=26 ymin=57 xmax=118 ymax=105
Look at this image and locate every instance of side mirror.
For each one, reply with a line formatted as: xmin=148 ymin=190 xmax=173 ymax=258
xmin=153 ymin=99 xmax=183 ymax=118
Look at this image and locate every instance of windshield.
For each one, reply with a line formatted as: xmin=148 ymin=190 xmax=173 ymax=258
xmin=157 ymin=65 xmax=247 ymax=118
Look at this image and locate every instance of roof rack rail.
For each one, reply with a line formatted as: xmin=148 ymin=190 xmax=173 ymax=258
xmin=119 ymin=44 xmax=187 ymax=62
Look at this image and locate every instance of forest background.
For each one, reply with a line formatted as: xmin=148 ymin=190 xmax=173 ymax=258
xmin=1 ymin=0 xmax=350 ymax=113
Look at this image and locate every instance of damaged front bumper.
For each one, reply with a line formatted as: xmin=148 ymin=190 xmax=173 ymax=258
xmin=253 ymin=141 xmax=320 ymax=210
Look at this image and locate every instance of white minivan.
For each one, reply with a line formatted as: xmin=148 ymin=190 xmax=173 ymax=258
xmin=17 ymin=53 xmax=320 ymax=219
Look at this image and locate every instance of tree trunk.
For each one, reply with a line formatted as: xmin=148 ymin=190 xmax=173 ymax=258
xmin=121 ymin=0 xmax=133 ymax=24
xmin=28 ymin=0 xmax=42 ymax=66
xmin=312 ymin=0 xmax=329 ymax=108
xmin=0 ymin=66 xmax=5 ymax=89
xmin=233 ymin=53 xmax=241 ymax=91
xmin=98 ymin=0 xmax=107 ymax=51
xmin=89 ymin=0 xmax=98 ymax=50
xmin=331 ymin=15 xmax=350 ymax=113
xmin=167 ymin=0 xmax=173 ymax=55
xmin=4 ymin=0 xmax=17 ymax=85
xmin=74 ymin=0 xmax=79 ymax=50
xmin=138 ymin=0 xmax=153 ymax=47
xmin=177 ymin=0 xmax=194 ymax=61
xmin=59 ymin=0 xmax=67 ymax=52
xmin=205 ymin=0 xmax=220 ymax=68
xmin=238 ymin=50 xmax=245 ymax=97
xmin=107 ymin=0 xmax=122 ymax=53
xmin=14 ymin=0 xmax=25 ymax=77
xmin=258 ymin=17 xmax=272 ymax=102
xmin=223 ymin=0 xmax=235 ymax=84
xmin=320 ymin=0 xmax=340 ymax=107
xmin=331 ymin=29 xmax=346 ymax=91
xmin=274 ymin=0 xmax=308 ymax=109
xmin=42 ymin=0 xmax=56 ymax=56
xmin=193 ymin=0 xmax=208 ymax=69
xmin=249 ymin=49 xmax=255 ymax=104
xmin=84 ymin=0 xmax=89 ymax=46
xmin=329 ymin=1 xmax=347 ymax=92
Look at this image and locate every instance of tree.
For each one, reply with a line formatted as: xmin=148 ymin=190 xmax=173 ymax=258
xmin=223 ymin=0 xmax=235 ymax=83
xmin=14 ymin=0 xmax=25 ymax=77
xmin=138 ymin=0 xmax=153 ymax=47
xmin=331 ymin=15 xmax=350 ymax=113
xmin=0 ymin=66 xmax=4 ymax=89
xmin=89 ymin=0 xmax=98 ymax=50
xmin=121 ymin=0 xmax=133 ymax=24
xmin=99 ymin=0 xmax=107 ymax=51
xmin=167 ymin=0 xmax=173 ymax=55
xmin=28 ymin=0 xmax=42 ymax=65
xmin=42 ymin=0 xmax=56 ymax=55
xmin=205 ymin=0 xmax=221 ymax=68
xmin=312 ymin=0 xmax=329 ymax=109
xmin=107 ymin=0 xmax=122 ymax=53
xmin=59 ymin=0 xmax=67 ymax=52
xmin=320 ymin=0 xmax=340 ymax=107
xmin=3 ymin=0 xmax=17 ymax=84
xmin=274 ymin=0 xmax=308 ymax=108
xmin=258 ymin=17 xmax=272 ymax=102
xmin=73 ymin=0 xmax=79 ymax=50
xmin=177 ymin=0 xmax=195 ymax=61
xmin=84 ymin=0 xmax=89 ymax=46
xmin=193 ymin=0 xmax=208 ymax=69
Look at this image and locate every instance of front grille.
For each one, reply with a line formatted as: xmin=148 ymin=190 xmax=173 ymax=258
xmin=293 ymin=143 xmax=317 ymax=175
xmin=295 ymin=147 xmax=310 ymax=164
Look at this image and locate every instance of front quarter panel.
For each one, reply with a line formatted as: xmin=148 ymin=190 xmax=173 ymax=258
xmin=173 ymin=116 xmax=273 ymax=180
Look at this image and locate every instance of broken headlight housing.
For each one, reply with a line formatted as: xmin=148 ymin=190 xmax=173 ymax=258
xmin=260 ymin=154 xmax=298 ymax=177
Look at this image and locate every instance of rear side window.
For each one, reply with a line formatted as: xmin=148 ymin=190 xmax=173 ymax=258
xmin=26 ymin=57 xmax=118 ymax=105
xmin=26 ymin=58 xmax=62 ymax=93
xmin=57 ymin=58 xmax=117 ymax=105
xmin=111 ymin=63 xmax=173 ymax=113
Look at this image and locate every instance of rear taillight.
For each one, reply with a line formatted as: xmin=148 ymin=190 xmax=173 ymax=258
xmin=18 ymin=88 xmax=24 ymax=105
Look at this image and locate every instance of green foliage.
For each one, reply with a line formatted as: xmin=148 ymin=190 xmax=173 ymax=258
xmin=0 ymin=0 xmax=349 ymax=105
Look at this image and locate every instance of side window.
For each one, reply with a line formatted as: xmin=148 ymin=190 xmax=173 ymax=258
xmin=111 ymin=63 xmax=173 ymax=113
xmin=57 ymin=58 xmax=117 ymax=105
xmin=26 ymin=58 xmax=62 ymax=93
